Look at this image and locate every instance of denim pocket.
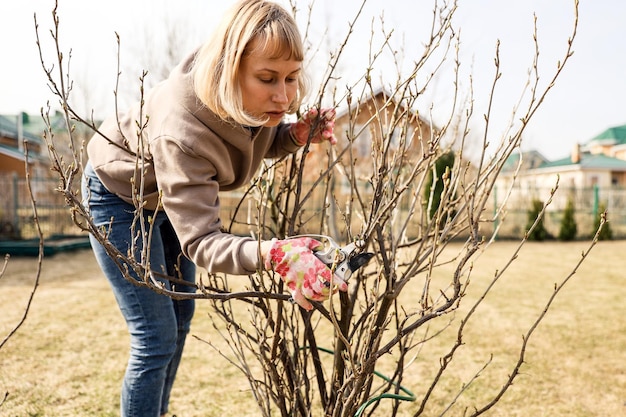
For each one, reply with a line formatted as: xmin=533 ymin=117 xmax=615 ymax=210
xmin=82 ymin=163 xmax=135 ymax=225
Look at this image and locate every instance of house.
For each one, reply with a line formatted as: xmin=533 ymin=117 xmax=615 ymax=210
xmin=582 ymin=124 xmax=626 ymax=161
xmin=301 ymin=87 xmax=436 ymax=183
xmin=493 ymin=124 xmax=626 ymax=238
xmin=277 ymin=87 xmax=440 ymax=237
xmin=0 ymin=112 xmax=87 ymax=242
xmin=499 ymin=124 xmax=626 ymax=193
xmin=0 ymin=113 xmax=49 ymax=179
xmin=335 ymin=87 xmax=434 ymax=157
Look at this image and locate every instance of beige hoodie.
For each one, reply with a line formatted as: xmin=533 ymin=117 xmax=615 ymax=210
xmin=87 ymin=51 xmax=301 ymax=275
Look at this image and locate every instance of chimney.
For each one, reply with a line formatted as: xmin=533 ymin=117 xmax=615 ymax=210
xmin=571 ymin=143 xmax=580 ymax=164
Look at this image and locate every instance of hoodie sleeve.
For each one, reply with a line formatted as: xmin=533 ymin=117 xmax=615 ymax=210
xmin=151 ymin=135 xmax=261 ymax=275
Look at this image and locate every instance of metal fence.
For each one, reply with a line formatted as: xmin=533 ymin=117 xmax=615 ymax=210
xmin=219 ymin=182 xmax=626 ymax=240
xmin=2 ymin=173 xmax=625 ymax=241
xmin=489 ymin=184 xmax=626 ymax=239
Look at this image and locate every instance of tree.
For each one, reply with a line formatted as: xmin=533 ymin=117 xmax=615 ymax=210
xmin=31 ymin=1 xmax=600 ymax=416
xmin=525 ymin=199 xmax=550 ymax=241
xmin=424 ymin=151 xmax=455 ymax=220
xmin=558 ymin=197 xmax=577 ymax=241
xmin=594 ymin=202 xmax=612 ymax=241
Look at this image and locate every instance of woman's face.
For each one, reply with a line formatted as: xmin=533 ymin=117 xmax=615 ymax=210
xmin=239 ymin=41 xmax=302 ymax=127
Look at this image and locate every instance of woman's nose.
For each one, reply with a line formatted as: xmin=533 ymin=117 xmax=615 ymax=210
xmin=272 ymin=83 xmax=288 ymax=104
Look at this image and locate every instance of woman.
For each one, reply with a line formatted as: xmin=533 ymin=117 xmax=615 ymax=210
xmin=82 ymin=1 xmax=346 ymax=416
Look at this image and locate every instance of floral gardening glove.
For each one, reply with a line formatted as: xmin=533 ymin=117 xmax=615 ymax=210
xmin=264 ymin=237 xmax=348 ymax=311
xmin=290 ymin=107 xmax=337 ymax=145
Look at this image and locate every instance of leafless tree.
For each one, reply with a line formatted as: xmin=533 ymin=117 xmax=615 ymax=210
xmin=31 ymin=0 xmax=607 ymax=416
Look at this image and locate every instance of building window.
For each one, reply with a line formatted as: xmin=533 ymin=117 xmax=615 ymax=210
xmin=353 ymin=123 xmax=372 ymax=158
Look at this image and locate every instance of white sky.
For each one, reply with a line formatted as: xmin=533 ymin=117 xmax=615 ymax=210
xmin=1 ymin=0 xmax=624 ymax=160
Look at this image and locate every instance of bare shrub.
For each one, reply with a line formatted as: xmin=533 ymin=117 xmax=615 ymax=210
xmin=30 ymin=1 xmax=610 ymax=416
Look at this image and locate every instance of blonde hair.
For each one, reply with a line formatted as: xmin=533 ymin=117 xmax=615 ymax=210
xmin=192 ymin=0 xmax=308 ymax=126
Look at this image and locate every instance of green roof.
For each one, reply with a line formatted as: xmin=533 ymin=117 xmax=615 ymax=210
xmin=588 ymin=125 xmax=626 ymax=146
xmin=501 ymin=150 xmax=548 ymax=172
xmin=0 ymin=114 xmax=43 ymax=143
xmin=0 ymin=111 xmax=74 ymax=145
xmin=502 ymin=124 xmax=626 ymax=174
xmin=540 ymin=153 xmax=626 ymax=170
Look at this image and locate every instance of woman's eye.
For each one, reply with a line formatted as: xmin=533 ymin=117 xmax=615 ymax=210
xmin=259 ymin=78 xmax=274 ymax=84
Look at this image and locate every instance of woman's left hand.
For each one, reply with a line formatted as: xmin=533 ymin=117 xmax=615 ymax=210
xmin=290 ymin=107 xmax=337 ymax=145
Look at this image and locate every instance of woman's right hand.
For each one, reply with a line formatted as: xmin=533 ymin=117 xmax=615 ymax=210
xmin=290 ymin=107 xmax=337 ymax=145
xmin=263 ymin=237 xmax=348 ymax=311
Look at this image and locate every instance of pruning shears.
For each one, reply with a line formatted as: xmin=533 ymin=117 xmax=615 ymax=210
xmin=292 ymin=234 xmax=374 ymax=281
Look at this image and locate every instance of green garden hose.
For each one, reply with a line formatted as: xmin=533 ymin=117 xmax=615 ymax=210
xmin=312 ymin=346 xmax=416 ymax=417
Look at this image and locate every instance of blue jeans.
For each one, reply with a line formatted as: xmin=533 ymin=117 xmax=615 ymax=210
xmin=82 ymin=162 xmax=196 ymax=417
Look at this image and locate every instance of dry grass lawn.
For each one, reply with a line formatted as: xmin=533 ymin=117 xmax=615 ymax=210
xmin=1 ymin=240 xmax=625 ymax=416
